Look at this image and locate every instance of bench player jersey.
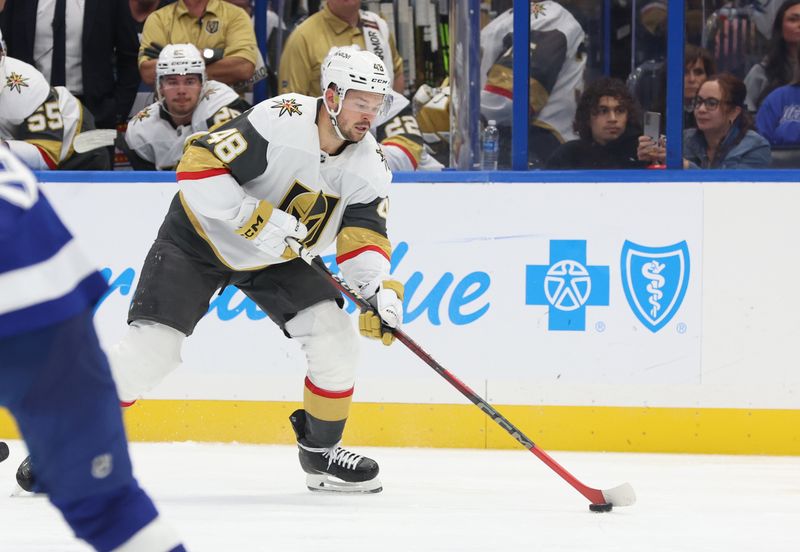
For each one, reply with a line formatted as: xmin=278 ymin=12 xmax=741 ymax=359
xmin=0 ymin=57 xmax=86 ymax=169
xmin=125 ymin=80 xmax=247 ymax=170
xmin=174 ymin=93 xmax=393 ymax=272
xmin=480 ymin=1 xmax=586 ymax=143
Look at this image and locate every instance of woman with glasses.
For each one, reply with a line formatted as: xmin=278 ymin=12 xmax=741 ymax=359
xmin=638 ymin=73 xmax=770 ymax=168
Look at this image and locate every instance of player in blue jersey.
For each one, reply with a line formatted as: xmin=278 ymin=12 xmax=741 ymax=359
xmin=0 ymin=148 xmax=185 ymax=552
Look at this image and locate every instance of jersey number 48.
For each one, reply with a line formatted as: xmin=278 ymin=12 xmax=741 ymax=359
xmin=205 ymin=128 xmax=248 ymax=163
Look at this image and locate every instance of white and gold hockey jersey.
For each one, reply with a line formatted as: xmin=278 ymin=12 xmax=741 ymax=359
xmin=172 ymin=93 xmax=393 ymax=280
xmin=480 ymin=1 xmax=586 ymax=143
xmin=0 ymin=56 xmax=87 ymax=170
xmin=374 ymin=91 xmax=444 ymax=172
xmin=124 ymin=80 xmax=248 ymax=171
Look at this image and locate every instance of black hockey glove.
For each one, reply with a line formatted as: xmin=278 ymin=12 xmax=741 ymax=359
xmin=142 ymin=42 xmax=164 ymax=60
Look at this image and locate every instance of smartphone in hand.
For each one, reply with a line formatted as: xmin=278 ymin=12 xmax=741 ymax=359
xmin=643 ymin=111 xmax=661 ymax=142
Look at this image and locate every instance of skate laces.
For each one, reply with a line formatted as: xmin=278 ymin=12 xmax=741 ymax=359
xmin=323 ymin=446 xmax=363 ymax=470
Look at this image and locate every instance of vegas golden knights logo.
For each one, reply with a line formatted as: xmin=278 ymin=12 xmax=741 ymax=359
xmin=278 ymin=181 xmax=339 ymax=248
xmin=206 ymin=20 xmax=220 ymax=33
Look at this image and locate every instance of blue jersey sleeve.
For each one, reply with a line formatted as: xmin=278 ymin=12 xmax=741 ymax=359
xmin=0 ymin=191 xmax=108 ymax=339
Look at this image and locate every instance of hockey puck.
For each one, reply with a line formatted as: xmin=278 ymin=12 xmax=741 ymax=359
xmin=0 ymin=441 xmax=9 ymax=463
xmin=589 ymin=502 xmax=613 ymax=512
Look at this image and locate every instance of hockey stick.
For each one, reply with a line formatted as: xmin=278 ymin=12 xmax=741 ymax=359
xmin=286 ymin=238 xmax=636 ymax=511
xmin=73 ymin=129 xmax=117 ymax=154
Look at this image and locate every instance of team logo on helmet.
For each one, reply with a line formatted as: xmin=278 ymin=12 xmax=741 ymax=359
xmin=531 ymin=2 xmax=547 ymax=18
xmin=206 ymin=20 xmax=220 ymax=33
xmin=5 ymin=72 xmax=28 ymax=93
xmin=271 ymin=98 xmax=303 ymax=117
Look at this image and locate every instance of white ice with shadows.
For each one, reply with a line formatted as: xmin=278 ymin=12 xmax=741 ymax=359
xmin=0 ymin=441 xmax=797 ymax=551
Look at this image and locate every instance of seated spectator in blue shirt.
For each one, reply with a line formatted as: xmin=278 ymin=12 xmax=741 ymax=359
xmin=639 ymin=73 xmax=771 ymax=169
xmin=546 ymin=77 xmax=649 ymax=169
xmin=755 ymin=81 xmax=800 ymax=146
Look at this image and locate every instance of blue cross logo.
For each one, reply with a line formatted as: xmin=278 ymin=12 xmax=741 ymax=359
xmin=525 ymin=240 xmax=610 ymax=331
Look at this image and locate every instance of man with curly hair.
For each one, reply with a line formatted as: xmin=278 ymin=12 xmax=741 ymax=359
xmin=545 ymin=77 xmax=649 ymax=169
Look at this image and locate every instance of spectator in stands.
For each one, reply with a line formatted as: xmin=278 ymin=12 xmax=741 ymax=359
xmin=138 ymin=0 xmax=257 ymax=88
xmin=122 ymin=43 xmax=250 ymax=170
xmin=638 ymin=73 xmax=770 ymax=169
xmin=0 ymin=0 xmax=140 ymax=131
xmin=546 ymin=77 xmax=647 ymax=169
xmin=278 ymin=3 xmax=441 ymax=171
xmin=754 ymin=74 xmax=800 ymax=146
xmin=224 ymin=0 xmax=251 ymax=16
xmin=744 ymin=0 xmax=800 ymax=111
xmin=129 ymin=0 xmax=173 ymax=33
xmin=278 ymin=0 xmax=405 ymax=96
xmin=480 ymin=1 xmax=587 ymax=168
xmin=684 ymin=45 xmax=715 ymax=129
xmin=0 ymin=32 xmax=111 ymax=170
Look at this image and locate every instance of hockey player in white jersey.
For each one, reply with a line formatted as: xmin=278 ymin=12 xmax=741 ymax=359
xmin=108 ymin=47 xmax=402 ymax=493
xmin=0 ymin=30 xmax=110 ymax=170
xmin=480 ymin=1 xmax=587 ymax=167
xmin=123 ymin=44 xmax=250 ymax=171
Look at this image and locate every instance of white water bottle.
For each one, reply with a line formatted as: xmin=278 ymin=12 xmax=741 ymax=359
xmin=481 ymin=120 xmax=499 ymax=170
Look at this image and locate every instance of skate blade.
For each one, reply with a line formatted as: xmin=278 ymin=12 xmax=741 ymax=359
xmin=306 ymin=473 xmax=383 ymax=494
xmin=10 ymin=484 xmax=41 ymax=498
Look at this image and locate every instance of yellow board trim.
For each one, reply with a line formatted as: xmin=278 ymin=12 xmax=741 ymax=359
xmin=2 ymin=402 xmax=799 ymax=455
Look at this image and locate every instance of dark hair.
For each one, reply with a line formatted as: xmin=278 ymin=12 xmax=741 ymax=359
xmin=684 ymin=45 xmax=716 ymax=76
xmin=573 ymin=77 xmax=642 ymax=141
xmin=757 ymin=0 xmax=800 ymax=106
xmin=699 ymin=73 xmax=754 ymax=148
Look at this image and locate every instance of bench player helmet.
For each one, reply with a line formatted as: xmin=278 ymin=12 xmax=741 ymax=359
xmin=320 ymin=46 xmax=393 ymax=140
xmin=155 ymin=43 xmax=206 ymax=104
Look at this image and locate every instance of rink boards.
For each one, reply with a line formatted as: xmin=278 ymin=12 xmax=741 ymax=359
xmin=2 ymin=172 xmax=799 ymax=455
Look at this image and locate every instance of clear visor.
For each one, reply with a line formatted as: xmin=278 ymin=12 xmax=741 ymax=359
xmin=340 ymin=90 xmax=392 ymax=117
xmin=159 ymin=74 xmax=203 ymax=89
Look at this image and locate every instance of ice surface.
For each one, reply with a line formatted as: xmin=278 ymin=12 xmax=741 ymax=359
xmin=0 ymin=441 xmax=797 ymax=551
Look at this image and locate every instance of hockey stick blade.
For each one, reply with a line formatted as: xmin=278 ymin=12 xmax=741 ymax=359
xmin=602 ymin=482 xmax=637 ymax=507
xmin=285 ymin=238 xmax=636 ymax=509
xmin=73 ymin=129 xmax=117 ymax=153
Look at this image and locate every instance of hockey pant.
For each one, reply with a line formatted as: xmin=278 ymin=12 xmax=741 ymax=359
xmin=110 ymin=300 xmax=359 ymax=447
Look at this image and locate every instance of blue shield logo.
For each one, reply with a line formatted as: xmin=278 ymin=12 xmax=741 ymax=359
xmin=621 ymin=241 xmax=690 ymax=333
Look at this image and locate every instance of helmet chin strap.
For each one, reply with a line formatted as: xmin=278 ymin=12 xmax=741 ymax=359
xmin=324 ymin=93 xmax=349 ymax=142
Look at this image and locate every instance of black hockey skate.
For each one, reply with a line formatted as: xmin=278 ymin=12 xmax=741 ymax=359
xmin=289 ymin=409 xmax=382 ymax=493
xmin=16 ymin=455 xmax=35 ymax=492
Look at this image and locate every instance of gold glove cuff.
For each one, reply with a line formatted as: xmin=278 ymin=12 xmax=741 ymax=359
xmin=235 ymin=200 xmax=274 ymax=240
